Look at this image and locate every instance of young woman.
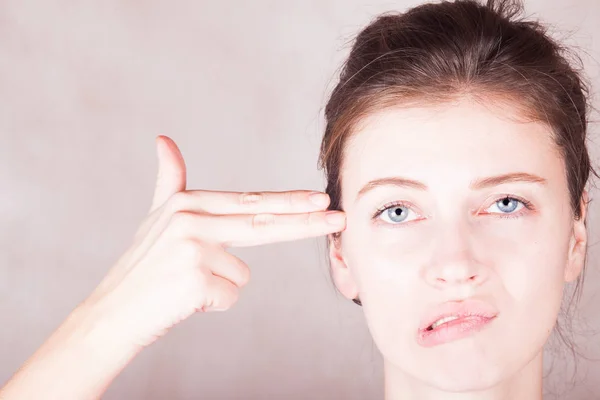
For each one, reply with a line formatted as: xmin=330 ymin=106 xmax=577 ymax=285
xmin=0 ymin=0 xmax=595 ymax=398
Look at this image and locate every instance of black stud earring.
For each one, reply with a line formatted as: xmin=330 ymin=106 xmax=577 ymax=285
xmin=352 ymin=297 xmax=362 ymax=306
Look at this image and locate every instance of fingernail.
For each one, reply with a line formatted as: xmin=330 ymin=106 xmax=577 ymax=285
xmin=325 ymin=211 xmax=345 ymax=225
xmin=309 ymin=192 xmax=330 ymax=208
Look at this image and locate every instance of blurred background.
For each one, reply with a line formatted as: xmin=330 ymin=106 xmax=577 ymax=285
xmin=1 ymin=1 xmax=599 ymax=398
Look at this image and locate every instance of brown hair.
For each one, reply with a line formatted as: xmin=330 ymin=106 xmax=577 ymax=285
xmin=318 ymin=0 xmax=597 ymax=362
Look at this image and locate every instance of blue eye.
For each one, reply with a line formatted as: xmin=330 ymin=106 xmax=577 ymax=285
xmin=491 ymin=197 xmax=521 ymax=213
xmin=486 ymin=196 xmax=534 ymax=219
xmin=374 ymin=202 xmax=419 ymax=224
xmin=372 ymin=195 xmax=534 ymax=226
xmin=383 ymin=205 xmax=410 ymax=223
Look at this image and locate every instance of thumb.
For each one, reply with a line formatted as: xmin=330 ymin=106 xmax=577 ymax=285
xmin=150 ymin=135 xmax=187 ymax=213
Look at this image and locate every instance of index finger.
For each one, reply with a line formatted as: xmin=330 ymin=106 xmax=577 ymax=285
xmin=168 ymin=189 xmax=333 ymax=215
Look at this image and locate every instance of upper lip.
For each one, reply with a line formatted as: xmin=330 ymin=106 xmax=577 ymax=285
xmin=419 ymin=298 xmax=499 ymax=332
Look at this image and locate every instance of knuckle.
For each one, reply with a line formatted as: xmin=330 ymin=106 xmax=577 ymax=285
xmin=238 ymin=264 xmax=251 ymax=286
xmin=239 ymin=192 xmax=263 ymax=206
xmin=284 ymin=191 xmax=294 ymax=207
xmin=196 ymin=265 xmax=212 ymax=286
xmin=166 ymin=191 xmax=189 ymax=214
xmin=178 ymin=238 xmax=205 ymax=263
xmin=303 ymin=212 xmax=315 ymax=226
xmin=169 ymin=211 xmax=195 ymax=236
xmin=251 ymin=213 xmax=276 ymax=229
xmin=225 ymin=286 xmax=240 ymax=305
xmin=211 ymin=284 xmax=239 ymax=311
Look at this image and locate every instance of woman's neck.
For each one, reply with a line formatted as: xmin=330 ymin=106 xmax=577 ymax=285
xmin=383 ymin=351 xmax=543 ymax=400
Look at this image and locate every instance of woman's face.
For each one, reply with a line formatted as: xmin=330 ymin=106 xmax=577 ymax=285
xmin=329 ymin=97 xmax=587 ymax=391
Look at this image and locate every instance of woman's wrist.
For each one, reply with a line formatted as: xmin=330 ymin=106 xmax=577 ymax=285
xmin=65 ymin=299 xmax=145 ymax=364
xmin=0 ymin=301 xmax=143 ymax=400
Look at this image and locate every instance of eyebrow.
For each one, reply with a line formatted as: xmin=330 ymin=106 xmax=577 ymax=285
xmin=355 ymin=172 xmax=548 ymax=203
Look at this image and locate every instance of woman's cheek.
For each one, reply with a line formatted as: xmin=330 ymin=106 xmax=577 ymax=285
xmin=358 ymin=252 xmax=420 ymax=360
xmin=346 ymin=223 xmax=428 ymax=291
xmin=496 ymin=230 xmax=568 ymax=302
xmin=354 ymin=245 xmax=420 ymax=294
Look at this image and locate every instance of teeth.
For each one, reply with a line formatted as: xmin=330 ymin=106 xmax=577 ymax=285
xmin=430 ymin=315 xmax=460 ymax=329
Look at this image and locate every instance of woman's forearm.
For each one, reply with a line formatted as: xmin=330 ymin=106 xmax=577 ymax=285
xmin=0 ymin=303 xmax=142 ymax=400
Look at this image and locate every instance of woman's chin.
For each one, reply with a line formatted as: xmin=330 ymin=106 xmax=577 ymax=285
xmin=385 ymin=340 xmax=507 ymax=393
xmin=421 ymin=357 xmax=501 ymax=392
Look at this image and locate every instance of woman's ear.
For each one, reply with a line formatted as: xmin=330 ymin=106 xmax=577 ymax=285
xmin=565 ymin=190 xmax=589 ymax=283
xmin=328 ymin=233 xmax=359 ymax=301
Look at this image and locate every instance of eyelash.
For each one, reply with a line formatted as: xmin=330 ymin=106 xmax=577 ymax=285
xmin=372 ymin=195 xmax=535 ymax=226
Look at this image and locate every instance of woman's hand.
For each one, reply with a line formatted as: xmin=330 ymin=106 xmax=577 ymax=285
xmin=84 ymin=135 xmax=347 ymax=348
xmin=0 ymin=135 xmax=346 ymax=400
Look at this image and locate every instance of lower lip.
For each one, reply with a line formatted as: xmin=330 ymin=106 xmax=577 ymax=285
xmin=417 ymin=316 xmax=496 ymax=347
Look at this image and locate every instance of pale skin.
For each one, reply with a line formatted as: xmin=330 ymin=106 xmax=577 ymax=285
xmin=328 ymin=96 xmax=589 ymax=400
xmin=0 ymin=96 xmax=590 ymax=400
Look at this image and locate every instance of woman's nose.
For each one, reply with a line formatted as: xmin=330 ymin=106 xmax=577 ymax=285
xmin=421 ymin=219 xmax=489 ymax=290
xmin=424 ymin=258 xmax=488 ymax=289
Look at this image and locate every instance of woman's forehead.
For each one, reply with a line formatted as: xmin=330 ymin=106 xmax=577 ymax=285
xmin=340 ymin=100 xmax=565 ymax=202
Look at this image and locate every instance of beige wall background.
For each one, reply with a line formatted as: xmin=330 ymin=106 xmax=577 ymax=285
xmin=1 ymin=1 xmax=599 ymax=399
